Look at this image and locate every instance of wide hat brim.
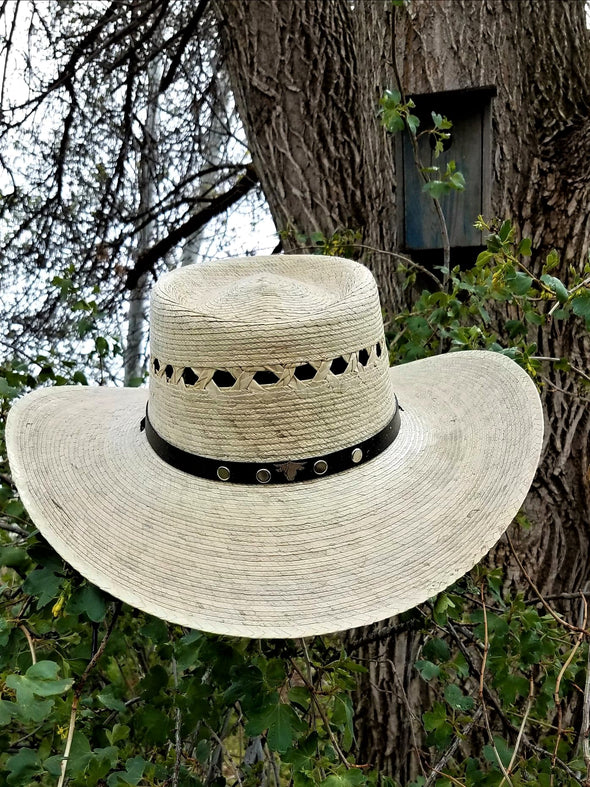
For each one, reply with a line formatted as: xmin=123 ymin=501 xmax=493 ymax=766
xmin=6 ymin=350 xmax=543 ymax=638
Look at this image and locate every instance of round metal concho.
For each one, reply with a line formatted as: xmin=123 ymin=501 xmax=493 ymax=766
xmin=351 ymin=447 xmax=363 ymax=464
xmin=256 ymin=468 xmax=272 ymax=484
xmin=313 ymin=459 xmax=328 ymax=476
xmin=217 ymin=466 xmax=231 ymax=481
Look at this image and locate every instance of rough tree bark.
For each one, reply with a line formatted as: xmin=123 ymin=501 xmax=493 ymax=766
xmin=216 ymin=0 xmax=590 ymax=781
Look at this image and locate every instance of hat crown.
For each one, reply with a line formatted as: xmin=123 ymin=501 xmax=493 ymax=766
xmin=148 ymin=255 xmax=396 ymax=462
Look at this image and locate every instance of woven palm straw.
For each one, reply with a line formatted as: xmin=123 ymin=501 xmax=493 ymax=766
xmin=6 ymin=255 xmax=544 ymax=638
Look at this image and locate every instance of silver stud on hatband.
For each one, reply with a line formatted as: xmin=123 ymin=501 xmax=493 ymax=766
xmin=256 ymin=468 xmax=271 ymax=484
xmin=351 ymin=448 xmax=363 ymax=463
xmin=217 ymin=466 xmax=231 ymax=481
xmin=314 ymin=459 xmax=328 ymax=475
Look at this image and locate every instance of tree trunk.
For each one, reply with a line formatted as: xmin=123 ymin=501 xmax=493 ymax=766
xmin=125 ymin=56 xmax=162 ymax=385
xmin=215 ymin=0 xmax=590 ymax=780
xmin=214 ymin=0 xmax=402 ymax=306
xmin=181 ymin=66 xmax=230 ymax=266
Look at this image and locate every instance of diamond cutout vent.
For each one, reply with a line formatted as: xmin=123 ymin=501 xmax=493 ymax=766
xmin=330 ymin=356 xmax=348 ymax=375
xmin=182 ymin=367 xmax=199 ymax=386
xmin=253 ymin=370 xmax=280 ymax=385
xmin=164 ymin=364 xmax=174 ymax=380
xmin=212 ymin=369 xmax=236 ymax=388
xmin=294 ymin=363 xmax=317 ymax=381
xmin=153 ymin=358 xmax=160 ymax=373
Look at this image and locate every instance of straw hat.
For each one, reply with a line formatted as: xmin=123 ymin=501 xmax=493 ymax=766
xmin=6 ymin=255 xmax=544 ymax=638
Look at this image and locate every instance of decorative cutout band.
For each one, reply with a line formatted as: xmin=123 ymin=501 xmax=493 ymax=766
xmin=150 ymin=338 xmax=386 ymax=392
xmin=140 ymin=398 xmax=401 ymax=485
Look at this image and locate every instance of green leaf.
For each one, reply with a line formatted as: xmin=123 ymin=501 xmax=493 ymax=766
xmin=422 ymin=638 xmax=450 ymax=662
xmin=223 ymin=664 xmax=265 ymax=710
xmin=95 ymin=336 xmax=109 ymax=356
xmin=283 ymin=732 xmax=319 ymax=770
xmin=294 ymin=774 xmax=316 ymax=787
xmin=0 ymin=545 xmax=29 ymax=568
xmin=517 ymin=237 xmax=532 ymax=256
xmin=5 ymin=660 xmax=73 ymax=722
xmin=321 ymin=769 xmax=366 ymax=786
xmin=545 ymin=248 xmax=560 ymax=270
xmin=331 ymin=694 xmax=355 ymax=749
xmin=0 ymin=376 xmax=19 ymax=397
xmin=476 ymin=250 xmax=494 ymax=266
xmin=0 ymin=699 xmax=17 ymax=726
xmin=540 ymin=274 xmax=568 ymax=303
xmin=415 ymin=660 xmax=440 ymax=681
xmin=499 ymin=219 xmax=512 ymax=242
xmin=381 ymin=89 xmax=401 ymax=106
xmin=406 ymin=114 xmax=420 ymax=134
xmin=246 ymin=696 xmax=307 ymax=753
xmin=5 ymin=748 xmax=44 ymax=786
xmin=444 ymin=683 xmax=474 ymax=711
xmin=288 ymin=685 xmax=311 ymax=710
xmin=449 ymin=170 xmax=466 ymax=191
xmin=98 ymin=688 xmax=127 ymax=713
xmin=106 ymin=723 xmax=130 ymax=745
xmin=433 ymin=592 xmax=455 ymax=623
xmin=68 ymin=583 xmax=108 ymax=622
xmin=572 ymin=291 xmax=590 ymax=323
xmin=423 ymin=702 xmax=447 ymax=732
xmin=431 ymin=112 xmax=452 ymax=130
xmin=132 ymin=706 xmax=172 ymax=746
xmin=22 ymin=565 xmax=64 ymax=606
xmin=423 ymin=180 xmax=451 ymax=200
xmin=483 ymin=736 xmax=513 ymax=769
xmin=508 ymin=272 xmax=533 ymax=296
xmin=44 ymin=731 xmax=94 ymax=778
xmin=107 ymin=756 xmax=146 ymax=787
xmin=524 ymin=309 xmax=544 ymax=326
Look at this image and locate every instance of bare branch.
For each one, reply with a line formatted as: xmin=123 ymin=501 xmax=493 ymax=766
xmin=159 ymin=0 xmax=209 ymax=94
xmin=125 ymin=164 xmax=260 ymax=290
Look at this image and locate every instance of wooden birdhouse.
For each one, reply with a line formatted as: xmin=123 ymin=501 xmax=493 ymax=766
xmin=396 ymin=86 xmax=496 ymax=260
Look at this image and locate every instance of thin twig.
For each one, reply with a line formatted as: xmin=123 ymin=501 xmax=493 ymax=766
xmin=507 ymin=533 xmax=588 ymax=634
xmin=479 ymin=584 xmax=514 ymax=786
xmin=523 ymin=737 xmax=585 ymax=785
xmin=431 ymin=769 xmax=466 ymax=786
xmin=548 ymin=273 xmax=590 ymax=316
xmin=57 ymin=602 xmax=121 ymax=787
xmin=581 ymin=622 xmax=590 ymax=783
xmin=385 ymin=658 xmax=427 ymax=779
xmin=538 ymin=376 xmax=590 ymax=406
xmin=347 ymin=616 xmax=423 ymax=651
xmin=299 ymin=638 xmax=316 ymax=728
xmin=172 ymin=658 xmax=182 ymax=787
xmin=552 ymin=594 xmax=587 ymax=771
xmin=479 ymin=584 xmax=489 ymax=699
xmin=423 ymin=707 xmax=483 ymax=787
xmin=532 ymin=357 xmax=590 ymax=385
xmin=498 ymin=677 xmax=534 ymax=787
xmin=205 ymin=724 xmax=244 ymax=786
xmin=18 ymin=624 xmax=36 ymax=664
xmin=352 ymin=244 xmax=444 ymax=290
xmin=0 ymin=518 xmax=29 ymax=538
xmin=289 ymin=658 xmax=350 ymax=769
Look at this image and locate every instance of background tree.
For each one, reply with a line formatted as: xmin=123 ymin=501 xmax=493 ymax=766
xmin=215 ymin=0 xmax=590 ymax=779
xmin=0 ymin=0 xmax=264 ymax=377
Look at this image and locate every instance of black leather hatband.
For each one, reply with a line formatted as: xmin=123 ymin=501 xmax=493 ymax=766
xmin=140 ymin=398 xmax=401 ymax=485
